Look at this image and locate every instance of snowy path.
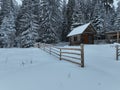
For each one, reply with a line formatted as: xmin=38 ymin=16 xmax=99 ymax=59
xmin=0 ymin=45 xmax=120 ymax=90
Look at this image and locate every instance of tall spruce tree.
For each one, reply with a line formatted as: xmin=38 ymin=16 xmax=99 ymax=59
xmin=61 ymin=0 xmax=75 ymax=41
xmin=16 ymin=0 xmax=39 ymax=47
xmin=92 ymin=0 xmax=115 ymax=39
xmin=39 ymin=0 xmax=62 ymax=43
xmin=61 ymin=0 xmax=68 ymax=41
xmin=92 ymin=1 xmax=105 ymax=38
xmin=101 ymin=0 xmax=114 ymax=14
xmin=0 ymin=11 xmax=16 ymax=47
xmin=114 ymin=1 xmax=120 ymax=31
xmin=72 ymin=0 xmax=83 ymax=28
xmin=0 ymin=0 xmax=17 ymax=47
xmin=0 ymin=0 xmax=17 ymax=17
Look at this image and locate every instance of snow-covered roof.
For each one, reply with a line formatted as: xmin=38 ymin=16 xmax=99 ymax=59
xmin=106 ymin=30 xmax=120 ymax=34
xmin=67 ymin=23 xmax=90 ymax=37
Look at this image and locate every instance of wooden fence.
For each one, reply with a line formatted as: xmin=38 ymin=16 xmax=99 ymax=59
xmin=116 ymin=45 xmax=120 ymax=60
xmin=36 ymin=43 xmax=84 ymax=67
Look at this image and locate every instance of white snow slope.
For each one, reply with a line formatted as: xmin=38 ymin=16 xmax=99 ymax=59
xmin=0 ymin=45 xmax=120 ymax=90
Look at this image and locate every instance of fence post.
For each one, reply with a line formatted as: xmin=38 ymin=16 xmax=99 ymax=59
xmin=39 ymin=43 xmax=41 ymax=48
xmin=81 ymin=44 xmax=84 ymax=67
xmin=116 ymin=45 xmax=119 ymax=60
xmin=43 ymin=43 xmax=45 ymax=51
xmin=38 ymin=42 xmax=40 ymax=48
xmin=60 ymin=48 xmax=62 ymax=60
xmin=50 ymin=45 xmax=51 ymax=54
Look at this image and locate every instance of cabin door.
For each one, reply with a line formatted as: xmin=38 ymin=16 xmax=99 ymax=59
xmin=83 ymin=34 xmax=88 ymax=44
xmin=83 ymin=34 xmax=94 ymax=44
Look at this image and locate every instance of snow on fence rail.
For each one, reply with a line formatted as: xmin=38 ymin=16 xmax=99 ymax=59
xmin=35 ymin=43 xmax=84 ymax=67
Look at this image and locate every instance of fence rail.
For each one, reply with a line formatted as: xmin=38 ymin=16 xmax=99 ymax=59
xmin=35 ymin=43 xmax=84 ymax=67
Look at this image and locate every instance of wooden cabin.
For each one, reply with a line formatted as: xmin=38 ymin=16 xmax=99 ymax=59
xmin=67 ymin=23 xmax=96 ymax=45
xmin=105 ymin=31 xmax=120 ymax=43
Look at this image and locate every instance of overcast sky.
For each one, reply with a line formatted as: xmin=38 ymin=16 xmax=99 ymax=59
xmin=113 ymin=0 xmax=120 ymax=10
xmin=16 ymin=0 xmax=120 ymax=8
xmin=16 ymin=0 xmax=22 ymax=5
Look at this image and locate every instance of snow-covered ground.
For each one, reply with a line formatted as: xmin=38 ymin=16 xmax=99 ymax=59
xmin=0 ymin=44 xmax=120 ymax=90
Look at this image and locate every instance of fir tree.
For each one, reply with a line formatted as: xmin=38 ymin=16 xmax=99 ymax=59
xmin=39 ymin=0 xmax=62 ymax=43
xmin=0 ymin=11 xmax=16 ymax=47
xmin=114 ymin=1 xmax=120 ymax=31
xmin=61 ymin=0 xmax=75 ymax=41
xmin=16 ymin=0 xmax=39 ymax=47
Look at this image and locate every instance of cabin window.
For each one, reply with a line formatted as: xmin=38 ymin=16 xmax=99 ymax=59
xmin=77 ymin=35 xmax=81 ymax=41
xmin=88 ymin=35 xmax=93 ymax=44
xmin=74 ymin=36 xmax=77 ymax=41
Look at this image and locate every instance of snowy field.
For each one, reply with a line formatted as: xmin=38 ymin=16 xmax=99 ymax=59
xmin=0 ymin=44 xmax=120 ymax=90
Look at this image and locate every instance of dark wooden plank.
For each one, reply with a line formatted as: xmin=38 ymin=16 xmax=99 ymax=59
xmin=59 ymin=48 xmax=81 ymax=51
xmin=62 ymin=54 xmax=81 ymax=60
xmin=51 ymin=50 xmax=60 ymax=56
xmin=61 ymin=52 xmax=81 ymax=55
xmin=51 ymin=47 xmax=60 ymax=52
